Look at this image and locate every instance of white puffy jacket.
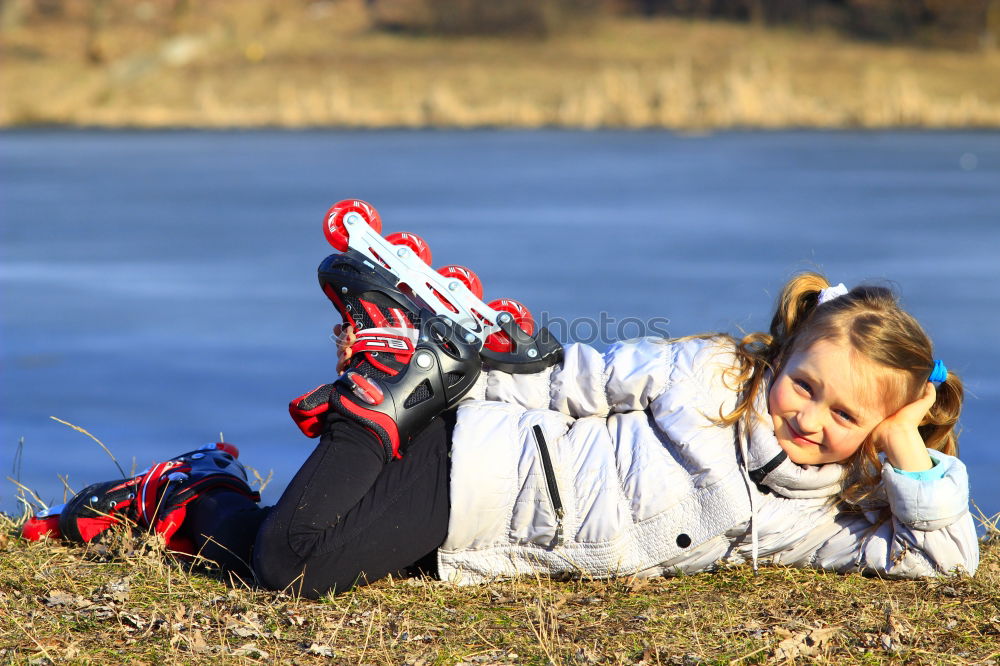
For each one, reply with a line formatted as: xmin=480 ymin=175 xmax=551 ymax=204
xmin=437 ymin=337 xmax=979 ymax=585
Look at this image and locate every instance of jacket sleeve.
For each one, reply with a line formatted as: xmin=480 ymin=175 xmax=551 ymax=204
xmin=772 ymin=452 xmax=980 ymax=577
xmin=471 ymin=336 xmax=732 ymax=419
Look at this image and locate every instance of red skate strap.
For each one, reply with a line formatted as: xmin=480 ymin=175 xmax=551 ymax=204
xmin=289 ymin=384 xmax=335 ymax=438
xmin=76 ymin=515 xmax=120 ymax=543
xmin=292 ymin=411 xmax=325 ymax=438
xmin=352 ymin=331 xmax=415 ymax=358
xmin=335 ymin=394 xmax=402 ymax=459
xmin=345 ymin=371 xmax=385 ymax=405
xmin=154 ymin=504 xmax=188 ymax=548
xmin=360 ymin=300 xmax=390 ymax=328
xmin=388 ymin=308 xmax=416 ymax=329
xmin=138 ymin=461 xmax=186 ymax=526
xmin=166 ymin=533 xmax=196 ymax=558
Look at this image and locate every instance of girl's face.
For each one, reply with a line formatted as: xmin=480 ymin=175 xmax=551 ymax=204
xmin=768 ymin=338 xmax=890 ymax=465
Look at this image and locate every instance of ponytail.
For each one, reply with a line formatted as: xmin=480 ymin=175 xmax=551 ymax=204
xmin=921 ymin=372 xmax=963 ymax=457
xmin=767 ymin=272 xmax=829 ymax=353
xmin=717 ymin=272 xmax=831 ymax=429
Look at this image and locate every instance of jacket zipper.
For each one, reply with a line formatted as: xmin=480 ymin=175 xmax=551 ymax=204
xmin=531 ymin=424 xmax=565 ymax=547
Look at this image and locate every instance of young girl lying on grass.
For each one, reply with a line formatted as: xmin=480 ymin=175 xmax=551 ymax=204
xmin=24 ymin=271 xmax=977 ymax=598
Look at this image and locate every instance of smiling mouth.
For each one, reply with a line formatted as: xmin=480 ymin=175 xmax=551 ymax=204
xmin=786 ymin=423 xmax=820 ymax=446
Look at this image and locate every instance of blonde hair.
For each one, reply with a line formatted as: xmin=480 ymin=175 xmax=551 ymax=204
xmin=720 ymin=271 xmax=963 ymax=504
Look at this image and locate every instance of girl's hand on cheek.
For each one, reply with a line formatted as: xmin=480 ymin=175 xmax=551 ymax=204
xmin=334 ymin=324 xmax=356 ymax=374
xmin=870 ymin=383 xmax=937 ymax=472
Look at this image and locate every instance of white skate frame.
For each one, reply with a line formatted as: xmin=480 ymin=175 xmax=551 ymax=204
xmin=341 ymin=212 xmax=517 ymax=347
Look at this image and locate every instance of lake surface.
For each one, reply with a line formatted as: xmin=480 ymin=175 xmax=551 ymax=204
xmin=2 ymin=129 xmax=998 ymax=526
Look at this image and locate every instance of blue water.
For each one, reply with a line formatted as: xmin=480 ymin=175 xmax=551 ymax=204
xmin=2 ymin=129 xmax=999 ymax=526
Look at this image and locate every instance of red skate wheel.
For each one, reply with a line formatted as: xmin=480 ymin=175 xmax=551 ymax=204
xmin=386 ymin=232 xmax=432 ymax=264
xmin=323 ymin=199 xmax=383 ymax=252
xmin=437 ymin=265 xmax=484 ymax=299
xmin=485 ymin=299 xmax=535 ymax=353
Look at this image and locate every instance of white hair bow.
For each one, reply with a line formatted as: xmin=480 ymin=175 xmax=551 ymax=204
xmin=818 ymin=282 xmax=849 ymax=305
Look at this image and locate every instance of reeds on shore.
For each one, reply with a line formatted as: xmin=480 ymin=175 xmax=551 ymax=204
xmin=1 ymin=0 xmax=998 ymax=129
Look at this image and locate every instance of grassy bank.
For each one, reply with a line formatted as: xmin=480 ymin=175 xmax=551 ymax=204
xmin=1 ymin=1 xmax=998 ymax=129
xmin=2 ymin=512 xmax=998 ymax=664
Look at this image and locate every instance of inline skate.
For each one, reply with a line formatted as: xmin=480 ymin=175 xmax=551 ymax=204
xmin=290 ymin=199 xmax=563 ymax=443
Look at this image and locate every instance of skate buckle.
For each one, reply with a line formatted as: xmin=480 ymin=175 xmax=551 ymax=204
xmin=346 ymin=371 xmax=385 ymax=405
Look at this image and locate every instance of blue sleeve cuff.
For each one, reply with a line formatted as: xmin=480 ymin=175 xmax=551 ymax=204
xmin=880 ymin=452 xmax=969 ymax=530
xmin=893 ymin=455 xmax=946 ymax=482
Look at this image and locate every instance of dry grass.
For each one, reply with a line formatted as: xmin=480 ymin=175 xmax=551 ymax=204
xmin=2 ymin=509 xmax=999 ymax=664
xmin=1 ymin=0 xmax=998 ymax=129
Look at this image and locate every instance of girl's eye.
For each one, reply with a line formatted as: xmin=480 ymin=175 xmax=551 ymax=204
xmin=834 ymin=409 xmax=855 ymax=424
xmin=793 ymin=379 xmax=812 ymax=394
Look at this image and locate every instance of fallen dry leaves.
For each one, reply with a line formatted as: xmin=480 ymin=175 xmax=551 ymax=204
xmin=771 ymin=624 xmax=841 ymax=662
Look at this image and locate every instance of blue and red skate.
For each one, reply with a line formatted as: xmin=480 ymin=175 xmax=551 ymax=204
xmin=21 ymin=442 xmax=260 ymax=554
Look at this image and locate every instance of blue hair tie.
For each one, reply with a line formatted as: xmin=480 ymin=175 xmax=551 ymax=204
xmin=928 ymin=360 xmax=948 ymax=386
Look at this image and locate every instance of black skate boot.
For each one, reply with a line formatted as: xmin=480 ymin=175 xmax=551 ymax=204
xmin=328 ymin=312 xmax=481 ymax=460
xmin=319 ymin=249 xmax=425 ymax=334
xmin=22 ymin=443 xmax=259 ymax=554
xmin=318 ymin=251 xmax=422 ymax=381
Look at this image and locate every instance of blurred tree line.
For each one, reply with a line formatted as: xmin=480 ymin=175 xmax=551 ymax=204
xmin=619 ymin=0 xmax=996 ymax=48
xmin=368 ymin=0 xmax=996 ymax=48
xmin=2 ymin=0 xmax=996 ymax=51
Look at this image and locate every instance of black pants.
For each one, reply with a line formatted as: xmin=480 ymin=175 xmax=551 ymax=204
xmin=182 ymin=414 xmax=453 ymax=598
